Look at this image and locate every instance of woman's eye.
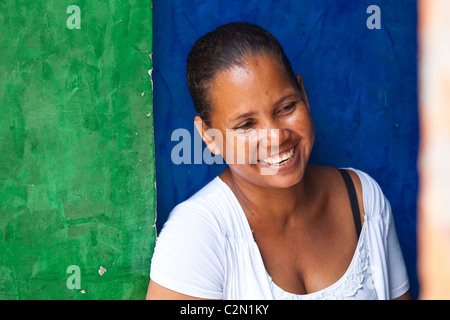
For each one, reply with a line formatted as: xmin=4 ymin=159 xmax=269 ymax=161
xmin=235 ymin=121 xmax=253 ymax=131
xmin=278 ymin=103 xmax=296 ymax=114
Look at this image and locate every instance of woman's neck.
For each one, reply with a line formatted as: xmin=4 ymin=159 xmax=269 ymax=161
xmin=220 ymin=165 xmax=319 ymax=235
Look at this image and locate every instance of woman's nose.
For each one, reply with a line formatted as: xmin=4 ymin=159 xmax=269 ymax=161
xmin=258 ymin=121 xmax=289 ymax=150
xmin=259 ymin=128 xmax=280 ymax=149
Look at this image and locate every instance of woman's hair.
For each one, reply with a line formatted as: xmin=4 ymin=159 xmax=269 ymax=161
xmin=186 ymin=22 xmax=297 ymax=125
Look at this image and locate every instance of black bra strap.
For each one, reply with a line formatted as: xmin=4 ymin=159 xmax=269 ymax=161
xmin=338 ymin=169 xmax=362 ymax=238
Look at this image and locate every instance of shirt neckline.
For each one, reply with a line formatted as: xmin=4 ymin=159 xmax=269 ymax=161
xmin=269 ymin=224 xmax=367 ymax=298
xmin=214 ymin=175 xmax=367 ymax=298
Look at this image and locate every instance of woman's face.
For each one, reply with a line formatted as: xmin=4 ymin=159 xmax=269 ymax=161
xmin=198 ymin=54 xmax=315 ymax=189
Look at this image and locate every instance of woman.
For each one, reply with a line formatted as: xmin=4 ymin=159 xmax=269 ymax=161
xmin=147 ymin=22 xmax=410 ymax=300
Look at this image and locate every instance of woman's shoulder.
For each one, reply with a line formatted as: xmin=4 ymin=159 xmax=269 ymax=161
xmin=156 ymin=178 xmax=228 ymax=251
xmin=172 ymin=176 xmax=233 ymax=215
xmin=309 ymin=164 xmax=392 ymax=221
xmin=168 ymin=177 xmax=227 ymax=222
xmin=164 ymin=176 xmax=249 ymax=239
xmin=308 ymin=164 xmax=377 ymax=186
xmin=340 ymin=166 xmax=393 ymax=222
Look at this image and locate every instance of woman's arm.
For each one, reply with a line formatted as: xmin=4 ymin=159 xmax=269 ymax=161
xmin=146 ymin=280 xmax=208 ymax=300
xmin=393 ymin=290 xmax=411 ymax=300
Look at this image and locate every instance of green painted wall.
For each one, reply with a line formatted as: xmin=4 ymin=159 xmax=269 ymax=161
xmin=0 ymin=1 xmax=156 ymax=299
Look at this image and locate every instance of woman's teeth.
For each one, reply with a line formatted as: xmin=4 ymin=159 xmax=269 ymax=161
xmin=259 ymin=147 xmax=295 ymax=165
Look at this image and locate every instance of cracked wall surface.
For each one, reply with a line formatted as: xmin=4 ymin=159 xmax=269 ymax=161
xmin=0 ymin=1 xmax=155 ymax=299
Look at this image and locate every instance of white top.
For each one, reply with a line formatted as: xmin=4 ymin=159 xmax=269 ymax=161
xmin=150 ymin=168 xmax=410 ymax=300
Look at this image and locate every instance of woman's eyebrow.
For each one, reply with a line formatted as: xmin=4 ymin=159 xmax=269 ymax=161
xmin=229 ymin=111 xmax=257 ymax=123
xmin=273 ymin=93 xmax=300 ymax=106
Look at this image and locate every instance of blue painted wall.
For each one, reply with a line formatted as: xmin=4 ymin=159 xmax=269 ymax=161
xmin=153 ymin=0 xmax=419 ymax=298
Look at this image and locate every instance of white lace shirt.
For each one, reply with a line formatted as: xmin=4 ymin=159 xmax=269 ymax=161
xmin=150 ymin=168 xmax=410 ymax=300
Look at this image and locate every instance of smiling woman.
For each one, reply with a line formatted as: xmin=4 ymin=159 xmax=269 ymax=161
xmin=202 ymin=53 xmax=314 ymax=184
xmin=147 ymin=22 xmax=410 ymax=300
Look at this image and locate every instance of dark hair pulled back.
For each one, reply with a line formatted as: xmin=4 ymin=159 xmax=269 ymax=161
xmin=186 ymin=22 xmax=296 ymax=126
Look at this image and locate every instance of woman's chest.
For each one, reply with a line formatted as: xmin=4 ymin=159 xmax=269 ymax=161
xmin=252 ymin=209 xmax=359 ymax=295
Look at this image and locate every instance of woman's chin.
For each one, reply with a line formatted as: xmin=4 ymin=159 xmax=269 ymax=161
xmin=227 ymin=143 xmax=309 ymax=189
xmin=256 ymin=144 xmax=307 ymax=186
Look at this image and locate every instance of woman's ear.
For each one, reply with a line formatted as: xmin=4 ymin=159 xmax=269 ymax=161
xmin=194 ymin=116 xmax=222 ymax=155
xmin=296 ymin=75 xmax=311 ymax=112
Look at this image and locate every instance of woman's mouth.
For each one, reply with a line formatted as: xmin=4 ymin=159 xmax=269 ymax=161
xmin=258 ymin=146 xmax=296 ymax=166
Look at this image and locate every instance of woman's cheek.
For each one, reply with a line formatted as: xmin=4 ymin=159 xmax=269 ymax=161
xmin=290 ymin=110 xmax=315 ymax=140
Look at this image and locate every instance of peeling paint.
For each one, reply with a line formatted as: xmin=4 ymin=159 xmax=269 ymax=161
xmin=149 ymin=52 xmax=154 ymax=92
xmin=98 ymin=266 xmax=106 ymax=276
xmin=0 ymin=0 xmax=155 ymax=300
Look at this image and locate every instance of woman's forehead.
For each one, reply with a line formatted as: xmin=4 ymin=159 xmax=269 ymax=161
xmin=210 ymin=56 xmax=299 ymax=111
xmin=221 ymin=57 xmax=289 ymax=88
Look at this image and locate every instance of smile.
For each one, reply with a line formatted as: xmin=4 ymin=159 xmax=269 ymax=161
xmin=259 ymin=146 xmax=295 ymax=166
